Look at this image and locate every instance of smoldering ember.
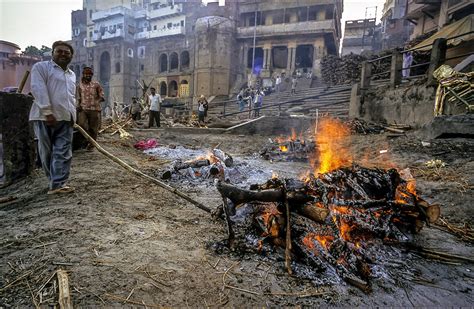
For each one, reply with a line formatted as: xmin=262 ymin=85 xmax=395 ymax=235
xmin=0 ymin=0 xmax=473 ymax=307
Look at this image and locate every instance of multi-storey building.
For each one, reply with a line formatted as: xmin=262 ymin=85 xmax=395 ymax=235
xmin=405 ymin=0 xmax=473 ymax=39
xmin=342 ymin=18 xmax=381 ymax=55
xmin=0 ymin=40 xmax=41 ymax=93
xmin=70 ymin=0 xmax=343 ymax=110
xmin=380 ymin=0 xmax=412 ymax=50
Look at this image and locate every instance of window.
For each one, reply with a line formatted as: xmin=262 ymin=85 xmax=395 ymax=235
xmin=127 ymin=48 xmax=134 ymax=58
xmin=115 ymin=62 xmax=120 ymax=73
xmin=140 ymin=64 xmax=144 ymax=71
xmin=167 ymin=22 xmax=172 ymax=29
xmin=180 ymin=20 xmax=184 ymax=27
xmin=153 ymin=25 xmax=157 ymax=30
xmin=89 ymin=10 xmax=92 ymax=19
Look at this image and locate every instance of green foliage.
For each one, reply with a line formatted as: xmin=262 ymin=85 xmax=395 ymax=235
xmin=23 ymin=45 xmax=42 ymax=57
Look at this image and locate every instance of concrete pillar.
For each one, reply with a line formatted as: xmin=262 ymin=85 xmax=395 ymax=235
xmin=243 ymin=44 xmax=249 ymax=72
xmin=312 ymin=38 xmax=325 ymax=78
xmin=428 ymin=38 xmax=447 ymax=85
xmin=390 ymin=51 xmax=403 ymax=89
xmin=360 ymin=61 xmax=372 ymax=89
xmin=287 ymin=42 xmax=296 ymax=74
xmin=317 ymin=6 xmax=326 ymax=21
xmin=265 ymin=14 xmax=273 ymax=25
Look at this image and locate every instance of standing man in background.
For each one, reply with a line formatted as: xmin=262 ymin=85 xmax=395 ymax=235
xmin=76 ymin=66 xmax=105 ymax=151
xmin=148 ymin=87 xmax=162 ymax=128
xmin=29 ymin=41 xmax=76 ymax=194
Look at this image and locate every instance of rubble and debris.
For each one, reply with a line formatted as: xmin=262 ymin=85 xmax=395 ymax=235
xmin=433 ymin=65 xmax=474 ymax=116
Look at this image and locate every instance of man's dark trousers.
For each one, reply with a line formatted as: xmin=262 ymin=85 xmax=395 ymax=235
xmin=149 ymin=110 xmax=160 ymax=127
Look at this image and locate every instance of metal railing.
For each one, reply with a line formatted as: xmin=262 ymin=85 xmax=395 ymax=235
xmin=361 ymin=30 xmax=474 ymax=88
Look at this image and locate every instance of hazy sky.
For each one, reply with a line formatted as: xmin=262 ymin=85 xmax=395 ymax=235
xmin=0 ymin=0 xmax=385 ymax=51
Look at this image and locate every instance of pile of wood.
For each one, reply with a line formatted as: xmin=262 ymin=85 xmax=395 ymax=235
xmin=321 ymin=54 xmax=367 ymax=85
xmin=99 ymin=117 xmax=135 ymax=139
xmin=345 ymin=119 xmax=385 ymax=134
xmin=216 ymin=164 xmax=440 ymax=292
xmin=369 ymin=50 xmax=392 ymax=80
xmin=161 ymin=148 xmax=234 ymax=181
xmin=260 ymin=139 xmax=315 ymax=162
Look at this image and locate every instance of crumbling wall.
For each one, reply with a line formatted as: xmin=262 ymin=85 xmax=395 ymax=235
xmin=0 ymin=93 xmax=35 ymax=185
xmin=351 ymin=82 xmax=439 ymax=127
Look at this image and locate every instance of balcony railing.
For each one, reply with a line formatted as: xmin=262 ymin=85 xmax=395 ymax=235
xmin=135 ymin=26 xmax=185 ymax=40
xmin=148 ymin=5 xmax=182 ymax=20
xmin=236 ymin=20 xmax=335 ymax=38
xmin=92 ymin=29 xmax=124 ymax=41
xmin=92 ymin=7 xmax=130 ymax=21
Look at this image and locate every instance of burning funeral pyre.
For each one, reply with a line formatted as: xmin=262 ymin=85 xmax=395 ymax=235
xmin=214 ymin=118 xmax=441 ymax=292
xmin=260 ymin=128 xmax=314 ymax=162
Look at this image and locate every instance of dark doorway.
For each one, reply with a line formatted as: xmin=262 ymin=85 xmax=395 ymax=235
xmin=180 ymin=51 xmax=190 ymax=69
xmin=159 ymin=53 xmax=168 ymax=73
xmin=168 ymin=80 xmax=178 ymax=97
xmin=247 ymin=47 xmax=264 ymax=74
xmin=295 ymin=45 xmax=314 ymax=69
xmin=160 ymin=81 xmax=167 ymax=96
xmin=272 ymin=46 xmax=288 ymax=69
xmin=99 ymin=51 xmax=111 ymax=109
xmin=170 ymin=52 xmax=179 ymax=71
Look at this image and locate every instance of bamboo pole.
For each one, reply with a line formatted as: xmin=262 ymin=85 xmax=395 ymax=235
xmin=73 ymin=124 xmax=212 ymax=213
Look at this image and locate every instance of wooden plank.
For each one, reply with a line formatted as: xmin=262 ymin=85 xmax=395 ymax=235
xmin=57 ymin=269 xmax=72 ymax=309
xmin=225 ymin=116 xmax=266 ymax=132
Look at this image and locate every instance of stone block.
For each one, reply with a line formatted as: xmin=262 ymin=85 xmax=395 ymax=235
xmin=0 ymin=93 xmax=35 ymax=185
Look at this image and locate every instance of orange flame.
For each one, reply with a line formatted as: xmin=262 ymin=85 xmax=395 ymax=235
xmin=311 ymin=118 xmax=352 ymax=175
xmin=302 ymin=233 xmax=334 ymax=252
xmin=279 ymin=145 xmax=288 ymax=152
xmin=315 ymin=235 xmax=335 ymax=250
xmin=291 ymin=128 xmax=297 ymax=141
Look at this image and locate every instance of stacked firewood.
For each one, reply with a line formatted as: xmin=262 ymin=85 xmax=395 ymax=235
xmin=369 ymin=50 xmax=392 ymax=80
xmin=216 ymin=164 xmax=440 ymax=292
xmin=321 ymin=54 xmax=366 ymax=85
xmin=345 ymin=119 xmax=385 ymax=134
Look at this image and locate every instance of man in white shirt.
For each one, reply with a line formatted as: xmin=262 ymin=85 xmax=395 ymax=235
xmin=148 ymin=87 xmax=162 ymax=128
xmin=275 ymin=75 xmax=281 ymax=92
xmin=29 ymin=41 xmax=76 ymax=194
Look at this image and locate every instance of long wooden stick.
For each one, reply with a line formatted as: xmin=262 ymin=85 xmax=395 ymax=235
xmin=74 ymin=124 xmax=212 ymax=213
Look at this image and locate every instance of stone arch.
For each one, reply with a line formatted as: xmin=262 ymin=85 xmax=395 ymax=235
xmin=179 ymin=79 xmax=189 ymax=97
xmin=168 ymin=80 xmax=178 ymax=97
xmin=159 ymin=81 xmax=167 ymax=96
xmin=170 ymin=52 xmax=179 ymax=71
xmin=159 ymin=53 xmax=168 ymax=73
xmin=99 ymin=51 xmax=111 ymax=83
xmin=180 ymin=51 xmax=190 ymax=69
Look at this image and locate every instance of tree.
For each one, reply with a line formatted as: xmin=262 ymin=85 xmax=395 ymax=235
xmin=23 ymin=45 xmax=42 ymax=57
xmin=40 ymin=45 xmax=52 ymax=55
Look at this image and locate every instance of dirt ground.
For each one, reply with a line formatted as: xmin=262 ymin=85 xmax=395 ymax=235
xmin=0 ymin=125 xmax=473 ymax=307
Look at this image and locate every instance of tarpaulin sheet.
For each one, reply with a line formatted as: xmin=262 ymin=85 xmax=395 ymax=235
xmin=412 ymin=14 xmax=474 ymax=51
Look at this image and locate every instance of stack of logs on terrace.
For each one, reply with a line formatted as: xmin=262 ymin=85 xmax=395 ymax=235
xmin=216 ymin=165 xmax=440 ymax=292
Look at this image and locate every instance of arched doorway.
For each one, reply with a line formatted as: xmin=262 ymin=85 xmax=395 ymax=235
xmin=170 ymin=52 xmax=179 ymax=71
xmin=159 ymin=53 xmax=168 ymax=73
xmin=168 ymin=80 xmax=178 ymax=97
xmin=99 ymin=51 xmax=111 ymax=112
xmin=180 ymin=51 xmax=190 ymax=69
xmin=179 ymin=80 xmax=189 ymax=97
xmin=159 ymin=81 xmax=167 ymax=96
